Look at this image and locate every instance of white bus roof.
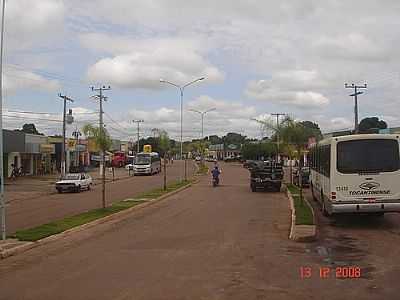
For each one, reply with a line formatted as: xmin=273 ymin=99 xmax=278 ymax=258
xmin=316 ymin=134 xmax=400 ymax=146
xmin=137 ymin=152 xmax=159 ymax=156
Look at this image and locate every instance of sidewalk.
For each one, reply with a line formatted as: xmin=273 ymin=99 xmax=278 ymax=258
xmin=4 ymin=167 xmax=132 ymax=203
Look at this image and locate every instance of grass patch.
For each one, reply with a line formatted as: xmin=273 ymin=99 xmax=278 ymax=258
xmin=15 ymin=180 xmax=193 ymax=242
xmin=287 ymin=184 xmax=314 ymax=225
xmin=196 ymin=163 xmax=209 ymax=175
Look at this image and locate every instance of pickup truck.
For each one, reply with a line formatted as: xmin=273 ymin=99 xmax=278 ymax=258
xmin=249 ymin=161 xmax=283 ymax=192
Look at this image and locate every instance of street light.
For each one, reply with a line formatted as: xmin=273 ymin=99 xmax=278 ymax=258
xmin=188 ymin=108 xmax=216 ymax=139
xmin=159 ymin=77 xmax=205 ymax=181
xmin=0 ymin=0 xmax=5 ymax=240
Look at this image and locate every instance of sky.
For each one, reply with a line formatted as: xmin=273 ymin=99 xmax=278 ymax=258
xmin=3 ymin=0 xmax=400 ymax=142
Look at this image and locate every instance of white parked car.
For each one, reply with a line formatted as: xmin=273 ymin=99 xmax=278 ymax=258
xmin=55 ymin=173 xmax=93 ymax=193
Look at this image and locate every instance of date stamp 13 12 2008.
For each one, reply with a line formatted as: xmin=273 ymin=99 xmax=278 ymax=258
xmin=300 ymin=266 xmax=361 ymax=279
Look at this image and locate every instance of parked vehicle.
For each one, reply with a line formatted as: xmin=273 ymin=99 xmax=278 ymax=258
xmin=112 ymin=151 xmax=127 ymax=167
xmin=195 ymin=156 xmax=202 ymax=162
xmin=243 ymin=160 xmax=258 ymax=170
xmin=133 ymin=152 xmax=161 ymax=175
xmin=125 ymin=155 xmax=135 ymax=170
xmin=293 ymin=167 xmax=310 ymax=187
xmin=249 ymin=161 xmax=283 ymax=192
xmin=55 ymin=173 xmax=93 ymax=193
xmin=309 ymin=134 xmax=400 ymax=216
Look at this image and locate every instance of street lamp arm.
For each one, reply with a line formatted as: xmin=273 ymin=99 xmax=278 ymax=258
xmin=159 ymin=79 xmax=180 ymax=89
xmin=183 ymin=77 xmax=205 ymax=89
xmin=188 ymin=109 xmax=202 ymax=115
xmin=204 ymin=108 xmax=216 ymax=114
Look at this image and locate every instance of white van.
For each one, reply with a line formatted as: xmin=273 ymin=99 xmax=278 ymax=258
xmin=133 ymin=152 xmax=161 ymax=175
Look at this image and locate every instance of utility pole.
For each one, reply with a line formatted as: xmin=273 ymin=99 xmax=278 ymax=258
xmin=271 ymin=113 xmax=286 ymax=162
xmin=345 ymin=83 xmax=367 ymax=134
xmin=58 ymin=93 xmax=74 ymax=177
xmin=0 ymin=0 xmax=6 ymax=240
xmin=91 ymin=85 xmax=111 ymax=209
xmin=72 ymin=128 xmax=82 ymax=168
xmin=132 ymin=120 xmax=144 ymax=153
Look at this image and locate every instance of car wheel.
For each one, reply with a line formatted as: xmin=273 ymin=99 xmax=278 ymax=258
xmin=57 ymin=188 xmax=62 ymax=194
xmin=87 ymin=184 xmax=91 ymax=191
xmin=251 ymin=184 xmax=256 ymax=192
xmin=76 ymin=185 xmax=81 ymax=193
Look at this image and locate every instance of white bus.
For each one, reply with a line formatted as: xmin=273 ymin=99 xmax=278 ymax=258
xmin=133 ymin=152 xmax=161 ymax=175
xmin=309 ymin=134 xmax=400 ymax=216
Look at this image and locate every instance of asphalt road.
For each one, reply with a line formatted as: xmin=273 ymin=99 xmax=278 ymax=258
xmin=5 ymin=160 xmax=196 ymax=234
xmin=0 ymin=164 xmax=399 ymax=299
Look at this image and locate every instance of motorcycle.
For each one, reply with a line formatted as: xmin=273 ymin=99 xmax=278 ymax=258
xmin=212 ymin=176 xmax=219 ymax=187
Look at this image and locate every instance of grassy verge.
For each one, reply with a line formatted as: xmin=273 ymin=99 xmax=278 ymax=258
xmin=287 ymin=184 xmax=314 ymax=225
xmin=196 ymin=163 xmax=209 ymax=175
xmin=15 ymin=179 xmax=193 ymax=242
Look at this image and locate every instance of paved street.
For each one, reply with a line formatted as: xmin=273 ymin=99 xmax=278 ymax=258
xmin=5 ymin=160 xmax=196 ymax=234
xmin=1 ymin=163 xmax=399 ymax=299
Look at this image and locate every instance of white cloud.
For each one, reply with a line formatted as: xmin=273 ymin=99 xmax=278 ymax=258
xmin=5 ymin=0 xmax=65 ymax=49
xmin=245 ymin=73 xmax=330 ymax=109
xmin=313 ymin=33 xmax=385 ymax=61
xmin=82 ymin=34 xmax=224 ymax=89
xmin=4 ymin=67 xmax=61 ymax=94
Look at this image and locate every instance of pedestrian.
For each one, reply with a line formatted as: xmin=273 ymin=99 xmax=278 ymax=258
xmin=10 ymin=164 xmax=17 ymax=180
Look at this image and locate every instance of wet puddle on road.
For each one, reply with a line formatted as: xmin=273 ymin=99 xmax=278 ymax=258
xmin=310 ymin=234 xmax=376 ymax=280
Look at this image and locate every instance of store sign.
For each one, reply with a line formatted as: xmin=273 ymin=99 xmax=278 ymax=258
xmin=91 ymin=155 xmax=110 ymax=161
xmin=76 ymin=144 xmax=86 ymax=151
xmin=67 ymin=139 xmax=76 ymax=150
xmin=40 ymin=144 xmax=55 ymax=154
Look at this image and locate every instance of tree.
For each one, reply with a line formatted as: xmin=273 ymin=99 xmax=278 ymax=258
xmin=298 ymin=121 xmax=323 ymax=141
xmin=158 ymin=131 xmax=170 ymax=191
xmin=359 ymin=117 xmax=387 ymax=133
xmin=241 ymin=142 xmax=276 ymax=160
xmin=82 ymin=124 xmax=112 ymax=152
xmin=208 ymin=135 xmax=222 ymax=145
xmin=158 ymin=131 xmax=170 ymax=158
xmin=223 ymin=132 xmax=246 ymax=145
xmin=16 ymin=123 xmax=43 ymax=135
xmin=280 ymin=117 xmax=310 ymax=204
xmin=82 ymin=124 xmax=112 ymax=209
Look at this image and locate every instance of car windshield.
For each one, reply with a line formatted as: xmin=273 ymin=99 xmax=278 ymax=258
xmin=337 ymin=139 xmax=400 ymax=173
xmin=135 ymin=155 xmax=151 ymax=165
xmin=64 ymin=174 xmax=80 ymax=180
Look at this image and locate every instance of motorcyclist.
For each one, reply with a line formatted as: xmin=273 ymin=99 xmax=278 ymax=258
xmin=211 ymin=166 xmax=221 ymax=185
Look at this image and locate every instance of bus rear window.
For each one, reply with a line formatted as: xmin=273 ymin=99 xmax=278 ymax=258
xmin=337 ymin=139 xmax=400 ymax=174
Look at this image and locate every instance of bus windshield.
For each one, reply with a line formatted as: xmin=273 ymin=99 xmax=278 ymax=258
xmin=135 ymin=155 xmax=151 ymax=165
xmin=337 ymin=139 xmax=400 ymax=174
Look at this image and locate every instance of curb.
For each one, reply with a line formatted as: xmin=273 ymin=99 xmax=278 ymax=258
xmin=1 ymin=180 xmax=197 ymax=260
xmin=287 ymin=188 xmax=317 ymax=242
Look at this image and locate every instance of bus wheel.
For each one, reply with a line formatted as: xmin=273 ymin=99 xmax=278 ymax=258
xmin=321 ymin=192 xmax=329 ymax=216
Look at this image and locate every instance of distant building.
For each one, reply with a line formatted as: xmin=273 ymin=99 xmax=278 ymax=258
xmin=208 ymin=143 xmax=241 ymax=160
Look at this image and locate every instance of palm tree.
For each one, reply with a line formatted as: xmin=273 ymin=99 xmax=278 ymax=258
xmin=279 ymin=118 xmax=309 ymax=203
xmin=158 ymin=130 xmax=170 ymax=190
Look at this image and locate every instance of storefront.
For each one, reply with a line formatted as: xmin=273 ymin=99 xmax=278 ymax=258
xmin=3 ymin=129 xmax=25 ymax=177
